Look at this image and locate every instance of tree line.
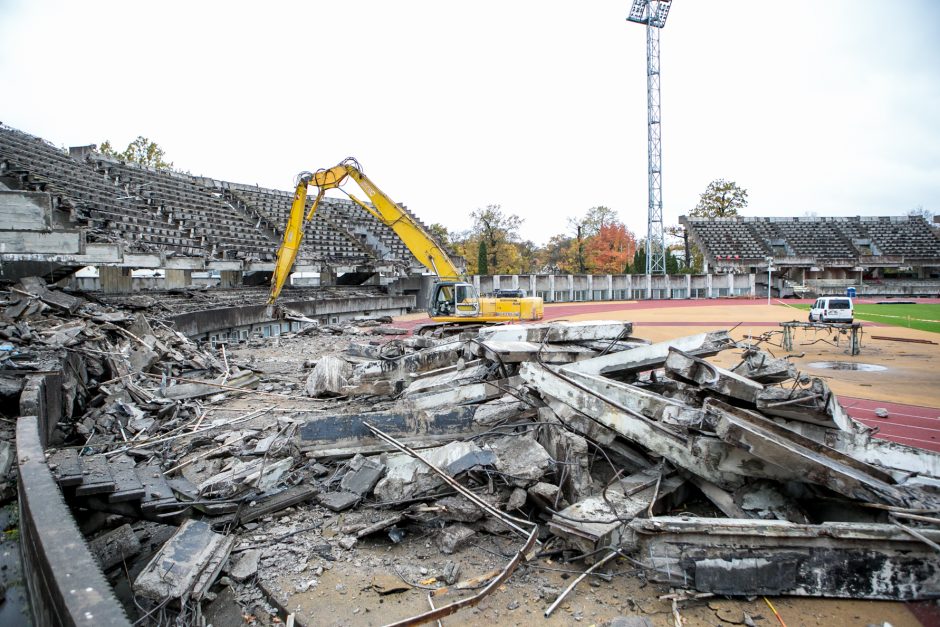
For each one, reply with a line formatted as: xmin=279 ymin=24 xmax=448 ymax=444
xmin=433 ymin=178 xmax=750 ymax=276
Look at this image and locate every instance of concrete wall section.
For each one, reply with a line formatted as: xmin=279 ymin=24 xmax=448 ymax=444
xmin=167 ymin=294 xmax=415 ymax=339
xmin=0 ymin=230 xmax=83 ymax=254
xmin=100 ymin=266 xmax=133 ymax=294
xmin=482 ymin=273 xmax=757 ymax=301
xmin=0 ymin=191 xmax=54 ymax=230
xmin=18 ymin=415 xmax=130 ymax=626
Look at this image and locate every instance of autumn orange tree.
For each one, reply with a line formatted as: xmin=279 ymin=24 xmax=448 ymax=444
xmin=584 ymin=222 xmax=637 ymax=273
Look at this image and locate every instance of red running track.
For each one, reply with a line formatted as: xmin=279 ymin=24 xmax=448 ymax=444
xmin=839 ymin=396 xmax=940 ymax=453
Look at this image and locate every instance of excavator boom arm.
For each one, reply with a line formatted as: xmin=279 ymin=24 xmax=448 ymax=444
xmin=339 ymin=166 xmax=461 ymax=280
xmin=268 ymin=160 xmax=461 ymax=305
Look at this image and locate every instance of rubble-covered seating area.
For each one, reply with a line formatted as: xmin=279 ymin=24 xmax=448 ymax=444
xmin=219 ymin=184 xmax=373 ymax=262
xmin=687 ymin=215 xmax=940 ymax=264
xmin=95 ymin=159 xmax=276 ymax=261
xmin=0 ymin=126 xmax=205 ymax=255
xmin=5 ymin=276 xmax=940 ymax=624
xmin=0 ymin=124 xmax=424 ymax=269
xmin=218 ymin=181 xmax=420 ymax=264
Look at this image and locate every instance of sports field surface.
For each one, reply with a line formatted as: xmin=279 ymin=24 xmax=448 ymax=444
xmin=789 ymin=301 xmax=940 ymax=334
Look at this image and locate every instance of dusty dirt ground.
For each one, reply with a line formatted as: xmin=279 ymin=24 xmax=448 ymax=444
xmin=212 ymin=301 xmax=940 ymax=627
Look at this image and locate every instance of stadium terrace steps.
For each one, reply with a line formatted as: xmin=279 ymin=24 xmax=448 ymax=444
xmin=687 ymin=216 xmax=940 ymax=265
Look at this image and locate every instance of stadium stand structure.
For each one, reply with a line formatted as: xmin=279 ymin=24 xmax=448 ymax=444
xmin=0 ymin=124 xmax=426 ymax=288
xmin=683 ymin=215 xmax=940 ymax=297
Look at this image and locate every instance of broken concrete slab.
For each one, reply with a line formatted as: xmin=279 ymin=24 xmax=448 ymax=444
xmin=305 ymin=355 xmax=353 ymax=397
xmin=476 ymin=320 xmax=633 ymax=343
xmin=238 ymin=484 xmax=318 ymax=525
xmin=622 ymin=517 xmax=940 ymax=600
xmin=374 ymin=440 xmax=497 ymax=502
xmin=565 ymin=330 xmax=734 ymax=378
xmin=527 ymin=482 xmax=565 ymax=510
xmin=470 ymin=340 xmax=597 ymax=364
xmin=88 ymin=523 xmax=142 ymax=571
xmin=401 ymin=362 xmax=489 ymax=397
xmin=133 ymin=519 xmax=235 ymax=602
xmin=438 ymin=524 xmax=476 ymax=554
xmin=159 ymin=372 xmax=258 ymax=400
xmin=298 ymin=405 xmax=487 ymax=458
xmin=403 ymin=378 xmax=513 ymax=411
xmin=665 ymin=346 xmax=763 ymax=405
xmin=340 ymin=454 xmax=386 ymax=496
xmin=548 ymin=469 xmax=684 ymax=555
xmin=437 ymin=495 xmax=485 ymax=523
xmin=486 ymin=436 xmax=553 ymax=487
xmin=229 ymin=548 xmax=261 ymax=582
xmin=351 ymin=341 xmax=465 ymax=383
xmin=730 ymin=347 xmax=797 ymax=384
xmin=318 ymin=491 xmax=360 ymax=512
xmin=107 ymin=454 xmax=146 ymax=503
xmin=536 ymin=409 xmax=595 ymax=502
xmin=706 ymin=398 xmax=914 ymax=507
xmin=521 ymin=362 xmax=744 ymax=488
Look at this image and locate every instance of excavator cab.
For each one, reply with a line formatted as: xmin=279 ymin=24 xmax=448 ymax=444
xmin=428 ymin=281 xmax=480 ymax=318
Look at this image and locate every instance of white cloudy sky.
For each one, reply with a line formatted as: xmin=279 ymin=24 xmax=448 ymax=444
xmin=1 ymin=0 xmax=938 ymax=245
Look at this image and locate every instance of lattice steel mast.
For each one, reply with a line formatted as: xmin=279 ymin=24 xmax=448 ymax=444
xmin=627 ymin=0 xmax=672 ymax=277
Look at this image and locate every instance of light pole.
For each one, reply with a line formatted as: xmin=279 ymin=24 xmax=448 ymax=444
xmin=766 ymin=256 xmax=773 ymax=305
xmin=627 ymin=0 xmax=673 ymax=282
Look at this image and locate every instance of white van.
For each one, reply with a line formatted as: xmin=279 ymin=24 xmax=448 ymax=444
xmin=809 ymin=297 xmax=854 ymax=323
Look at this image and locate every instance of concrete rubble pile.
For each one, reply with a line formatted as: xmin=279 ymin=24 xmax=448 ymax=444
xmin=293 ymin=318 xmax=940 ymax=608
xmin=5 ymin=281 xmax=940 ymax=624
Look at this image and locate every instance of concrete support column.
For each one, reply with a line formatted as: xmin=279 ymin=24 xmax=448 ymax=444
xmin=706 ymin=273 xmax=713 ymax=298
xmin=549 ymin=275 xmax=556 ymax=303
xmin=686 ymin=273 xmax=692 ymax=298
xmin=220 ymin=270 xmax=243 ymax=289
xmin=606 ymin=275 xmax=613 ymax=300
xmin=472 ymin=275 xmax=481 ymax=294
xmin=749 ymin=273 xmax=756 ymax=298
xmin=646 ymin=274 xmax=652 ymax=300
xmin=511 ymin=275 xmax=519 ymax=290
xmin=568 ymin=275 xmax=574 ymax=301
xmin=320 ymin=267 xmax=336 ymax=287
xmin=626 ymin=274 xmax=633 ymax=299
xmin=165 ymin=269 xmax=192 ymax=289
xmin=529 ymin=274 xmax=537 ymax=297
xmin=100 ymin=266 xmax=133 ymax=294
xmin=493 ymin=275 xmax=501 ymax=291
xmin=728 ymin=272 xmax=735 ymax=295
xmin=586 ymin=275 xmax=593 ymax=301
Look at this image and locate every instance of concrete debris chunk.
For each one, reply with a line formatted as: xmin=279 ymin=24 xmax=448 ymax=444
xmin=486 ymin=435 xmax=553 ymax=486
xmin=305 ymin=355 xmax=353 ymax=397
xmin=133 ymin=520 xmax=235 ymax=602
xmin=339 ymin=454 xmax=386 ymax=496
xmin=318 ymin=491 xmax=360 ymax=512
xmin=88 ymin=523 xmax=142 ymax=571
xmin=229 ymin=548 xmax=261 ymax=582
xmin=476 ymin=320 xmax=633 ymax=343
xmin=438 ymin=523 xmax=476 ymax=554
xmin=437 ymin=494 xmax=484 ymax=522
xmin=374 ymin=440 xmax=497 ymax=502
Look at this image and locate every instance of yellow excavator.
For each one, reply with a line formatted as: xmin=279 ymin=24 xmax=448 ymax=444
xmin=267 ymin=158 xmax=543 ymax=329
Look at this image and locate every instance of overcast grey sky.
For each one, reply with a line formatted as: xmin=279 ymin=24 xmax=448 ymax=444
xmin=1 ymin=0 xmax=938 ymax=245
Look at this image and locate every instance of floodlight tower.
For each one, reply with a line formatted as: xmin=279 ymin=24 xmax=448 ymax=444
xmin=627 ymin=0 xmax=672 ymax=278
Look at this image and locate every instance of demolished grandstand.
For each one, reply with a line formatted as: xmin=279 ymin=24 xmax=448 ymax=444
xmin=0 ymin=125 xmax=431 ymax=291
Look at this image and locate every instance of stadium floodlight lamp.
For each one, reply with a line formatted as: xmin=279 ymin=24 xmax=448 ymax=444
xmin=626 ymin=0 xmax=672 ymax=28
